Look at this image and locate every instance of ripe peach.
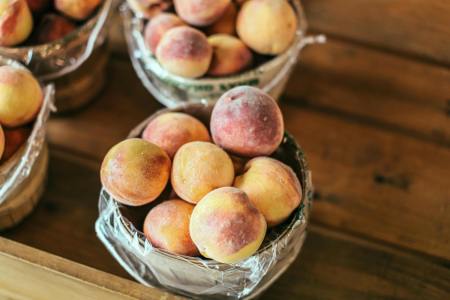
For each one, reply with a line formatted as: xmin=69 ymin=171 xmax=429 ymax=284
xmin=127 ymin=0 xmax=172 ymax=19
xmin=34 ymin=14 xmax=76 ymax=44
xmin=237 ymin=0 xmax=297 ymax=55
xmin=0 ymin=126 xmax=30 ymax=162
xmin=26 ymin=0 xmax=50 ymax=14
xmin=0 ymin=126 xmax=4 ymax=161
xmin=0 ymin=66 xmax=43 ymax=128
xmin=206 ymin=2 xmax=236 ymax=35
xmin=234 ymin=157 xmax=302 ymax=227
xmin=174 ymin=0 xmax=230 ymax=26
xmin=207 ymin=34 xmax=252 ymax=77
xmin=100 ymin=138 xmax=171 ymax=206
xmin=142 ymin=112 xmax=210 ymax=158
xmin=55 ymin=0 xmax=102 ymax=21
xmin=190 ymin=187 xmax=266 ymax=264
xmin=144 ymin=199 xmax=199 ymax=256
xmin=0 ymin=0 xmax=33 ymax=47
xmin=144 ymin=13 xmax=185 ymax=54
xmin=156 ymin=26 xmax=212 ymax=78
xmin=171 ymin=141 xmax=234 ymax=204
xmin=210 ymin=86 xmax=284 ymax=157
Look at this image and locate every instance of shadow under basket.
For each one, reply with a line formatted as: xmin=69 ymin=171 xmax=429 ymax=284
xmin=0 ymin=145 xmax=49 ymax=231
xmin=96 ymin=103 xmax=313 ymax=299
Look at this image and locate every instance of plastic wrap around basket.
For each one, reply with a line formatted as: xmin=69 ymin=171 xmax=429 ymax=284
xmin=96 ymin=102 xmax=313 ymax=299
xmin=122 ymin=0 xmax=325 ymax=107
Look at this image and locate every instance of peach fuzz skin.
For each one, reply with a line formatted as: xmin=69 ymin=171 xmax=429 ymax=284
xmin=142 ymin=112 xmax=210 ymax=158
xmin=0 ymin=0 xmax=33 ymax=47
xmin=100 ymin=138 xmax=171 ymax=206
xmin=144 ymin=199 xmax=199 ymax=256
xmin=171 ymin=141 xmax=234 ymax=204
xmin=55 ymin=0 xmax=102 ymax=21
xmin=206 ymin=2 xmax=237 ymax=35
xmin=156 ymin=26 xmax=212 ymax=78
xmin=210 ymin=86 xmax=284 ymax=157
xmin=144 ymin=13 xmax=185 ymax=54
xmin=234 ymin=157 xmax=302 ymax=227
xmin=0 ymin=66 xmax=43 ymax=128
xmin=237 ymin=0 xmax=297 ymax=55
xmin=174 ymin=0 xmax=230 ymax=27
xmin=207 ymin=34 xmax=252 ymax=77
xmin=189 ymin=187 xmax=267 ymax=264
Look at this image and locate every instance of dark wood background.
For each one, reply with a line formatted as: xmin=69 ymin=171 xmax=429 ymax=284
xmin=2 ymin=1 xmax=450 ymax=299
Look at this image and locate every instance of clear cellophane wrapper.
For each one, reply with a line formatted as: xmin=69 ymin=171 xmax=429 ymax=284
xmin=0 ymin=57 xmax=54 ymax=205
xmin=0 ymin=0 xmax=113 ymax=82
xmin=121 ymin=0 xmax=325 ymax=107
xmin=96 ymin=102 xmax=313 ymax=299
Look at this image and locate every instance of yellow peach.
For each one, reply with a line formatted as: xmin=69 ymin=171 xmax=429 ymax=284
xmin=55 ymin=0 xmax=102 ymax=21
xmin=0 ymin=0 xmax=33 ymax=47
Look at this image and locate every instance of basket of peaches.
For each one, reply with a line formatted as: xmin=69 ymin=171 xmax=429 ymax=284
xmin=0 ymin=58 xmax=53 ymax=230
xmin=96 ymin=86 xmax=312 ymax=299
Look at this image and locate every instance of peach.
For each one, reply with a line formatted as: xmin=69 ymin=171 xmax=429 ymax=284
xmin=210 ymin=86 xmax=284 ymax=157
xmin=0 ymin=126 xmax=30 ymax=162
xmin=206 ymin=2 xmax=236 ymax=35
xmin=127 ymin=0 xmax=172 ymax=19
xmin=0 ymin=126 xmax=4 ymax=161
xmin=142 ymin=112 xmax=210 ymax=158
xmin=34 ymin=14 xmax=76 ymax=44
xmin=0 ymin=0 xmax=33 ymax=47
xmin=171 ymin=141 xmax=234 ymax=204
xmin=237 ymin=0 xmax=297 ymax=55
xmin=0 ymin=66 xmax=43 ymax=128
xmin=156 ymin=26 xmax=212 ymax=78
xmin=174 ymin=0 xmax=230 ymax=26
xmin=26 ymin=0 xmax=50 ymax=14
xmin=207 ymin=34 xmax=252 ymax=77
xmin=190 ymin=187 xmax=266 ymax=264
xmin=234 ymin=157 xmax=302 ymax=226
xmin=100 ymin=138 xmax=171 ymax=206
xmin=144 ymin=13 xmax=185 ymax=54
xmin=55 ymin=0 xmax=102 ymax=21
xmin=144 ymin=199 xmax=199 ymax=256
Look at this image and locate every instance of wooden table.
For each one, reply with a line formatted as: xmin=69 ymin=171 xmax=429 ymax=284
xmin=1 ymin=1 xmax=450 ymax=299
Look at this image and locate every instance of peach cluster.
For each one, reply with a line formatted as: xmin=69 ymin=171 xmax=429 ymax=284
xmin=100 ymin=86 xmax=302 ymax=264
xmin=0 ymin=65 xmax=42 ymax=164
xmin=134 ymin=0 xmax=297 ymax=78
xmin=0 ymin=0 xmax=103 ymax=47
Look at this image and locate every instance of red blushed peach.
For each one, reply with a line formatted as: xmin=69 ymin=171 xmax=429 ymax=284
xmin=206 ymin=2 xmax=236 ymax=35
xmin=234 ymin=157 xmax=302 ymax=227
xmin=127 ymin=0 xmax=172 ymax=19
xmin=237 ymin=0 xmax=297 ymax=55
xmin=210 ymin=86 xmax=284 ymax=157
xmin=144 ymin=199 xmax=199 ymax=256
xmin=0 ymin=0 xmax=33 ymax=47
xmin=0 ymin=126 xmax=31 ymax=162
xmin=0 ymin=66 xmax=43 ymax=128
xmin=55 ymin=0 xmax=102 ymax=21
xmin=207 ymin=34 xmax=252 ymax=77
xmin=26 ymin=0 xmax=50 ymax=14
xmin=156 ymin=26 xmax=212 ymax=78
xmin=171 ymin=141 xmax=234 ymax=204
xmin=0 ymin=126 xmax=4 ymax=161
xmin=174 ymin=0 xmax=230 ymax=26
xmin=34 ymin=14 xmax=76 ymax=44
xmin=100 ymin=138 xmax=171 ymax=206
xmin=144 ymin=13 xmax=185 ymax=54
xmin=190 ymin=187 xmax=267 ymax=264
xmin=142 ymin=112 xmax=210 ymax=158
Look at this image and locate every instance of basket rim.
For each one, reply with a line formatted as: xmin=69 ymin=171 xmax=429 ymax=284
xmin=101 ymin=102 xmax=312 ymax=269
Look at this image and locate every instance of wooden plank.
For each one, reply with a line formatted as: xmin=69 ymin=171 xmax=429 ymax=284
xmin=3 ymin=151 xmax=449 ymax=300
xmin=282 ymin=104 xmax=450 ymax=261
xmin=0 ymin=238 xmax=182 ymax=300
xmin=286 ymin=38 xmax=450 ymax=146
xmin=303 ymin=0 xmax=450 ymax=65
